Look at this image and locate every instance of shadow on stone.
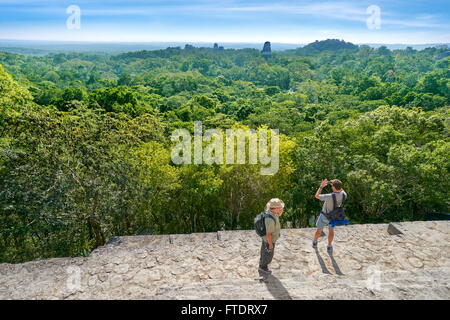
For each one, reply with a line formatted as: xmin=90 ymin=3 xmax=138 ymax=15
xmin=263 ymin=274 xmax=293 ymax=300
xmin=328 ymin=252 xmax=344 ymax=276
xmin=387 ymin=223 xmax=403 ymax=235
xmin=314 ymin=247 xmax=331 ymax=274
xmin=106 ymin=236 xmax=122 ymax=245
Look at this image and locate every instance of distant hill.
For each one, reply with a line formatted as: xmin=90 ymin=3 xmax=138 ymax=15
xmin=303 ymin=39 xmax=358 ymax=51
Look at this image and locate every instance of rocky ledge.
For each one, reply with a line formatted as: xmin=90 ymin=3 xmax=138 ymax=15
xmin=0 ymin=221 xmax=449 ymax=300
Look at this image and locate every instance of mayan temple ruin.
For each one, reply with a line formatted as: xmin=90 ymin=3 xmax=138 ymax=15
xmin=1 ymin=221 xmax=449 ymax=300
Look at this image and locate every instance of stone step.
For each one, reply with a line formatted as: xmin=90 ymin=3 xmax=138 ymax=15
xmin=1 ymin=221 xmax=449 ymax=300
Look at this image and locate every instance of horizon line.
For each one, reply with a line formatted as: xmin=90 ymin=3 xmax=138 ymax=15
xmin=1 ymin=38 xmax=449 ymax=46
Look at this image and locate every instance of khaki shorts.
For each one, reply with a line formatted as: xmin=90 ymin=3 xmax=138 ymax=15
xmin=316 ymin=213 xmax=335 ymax=229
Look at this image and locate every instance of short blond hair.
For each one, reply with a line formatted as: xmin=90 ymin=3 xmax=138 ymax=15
xmin=266 ymin=198 xmax=285 ymax=211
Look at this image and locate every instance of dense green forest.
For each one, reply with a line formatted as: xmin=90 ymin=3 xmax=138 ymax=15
xmin=0 ymin=40 xmax=449 ymax=263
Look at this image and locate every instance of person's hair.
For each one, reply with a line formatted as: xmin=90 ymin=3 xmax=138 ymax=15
xmin=331 ymin=179 xmax=343 ymax=190
xmin=266 ymin=198 xmax=285 ymax=211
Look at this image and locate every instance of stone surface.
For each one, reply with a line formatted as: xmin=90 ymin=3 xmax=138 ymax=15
xmin=0 ymin=221 xmax=449 ymax=300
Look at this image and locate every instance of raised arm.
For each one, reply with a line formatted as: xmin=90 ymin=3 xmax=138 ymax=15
xmin=315 ymin=179 xmax=328 ymax=199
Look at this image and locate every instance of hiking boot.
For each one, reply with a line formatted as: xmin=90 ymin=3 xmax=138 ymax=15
xmin=312 ymin=240 xmax=318 ymax=249
xmin=258 ymin=267 xmax=272 ymax=274
xmin=258 ymin=274 xmax=270 ymax=282
xmin=327 ymin=245 xmax=333 ymax=253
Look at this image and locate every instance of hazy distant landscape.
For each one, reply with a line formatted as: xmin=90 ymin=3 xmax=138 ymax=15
xmin=1 ymin=39 xmax=449 ymax=56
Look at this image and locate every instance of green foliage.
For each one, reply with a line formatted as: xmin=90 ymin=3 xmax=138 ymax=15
xmin=0 ymin=43 xmax=449 ymax=263
xmin=0 ymin=64 xmax=33 ymax=118
xmin=292 ymin=106 xmax=449 ymax=224
xmin=0 ymin=105 xmax=165 ymax=262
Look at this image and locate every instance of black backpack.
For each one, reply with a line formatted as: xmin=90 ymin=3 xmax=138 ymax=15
xmin=324 ymin=193 xmax=347 ymax=221
xmin=254 ymin=212 xmax=276 ymax=237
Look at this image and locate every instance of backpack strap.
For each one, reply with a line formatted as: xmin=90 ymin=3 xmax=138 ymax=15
xmin=264 ymin=213 xmax=276 ymax=225
xmin=332 ymin=192 xmax=347 ymax=209
xmin=341 ymin=193 xmax=347 ymax=207
xmin=332 ymin=193 xmax=338 ymax=211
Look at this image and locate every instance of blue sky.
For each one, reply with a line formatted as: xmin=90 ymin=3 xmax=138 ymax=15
xmin=0 ymin=0 xmax=449 ymax=43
